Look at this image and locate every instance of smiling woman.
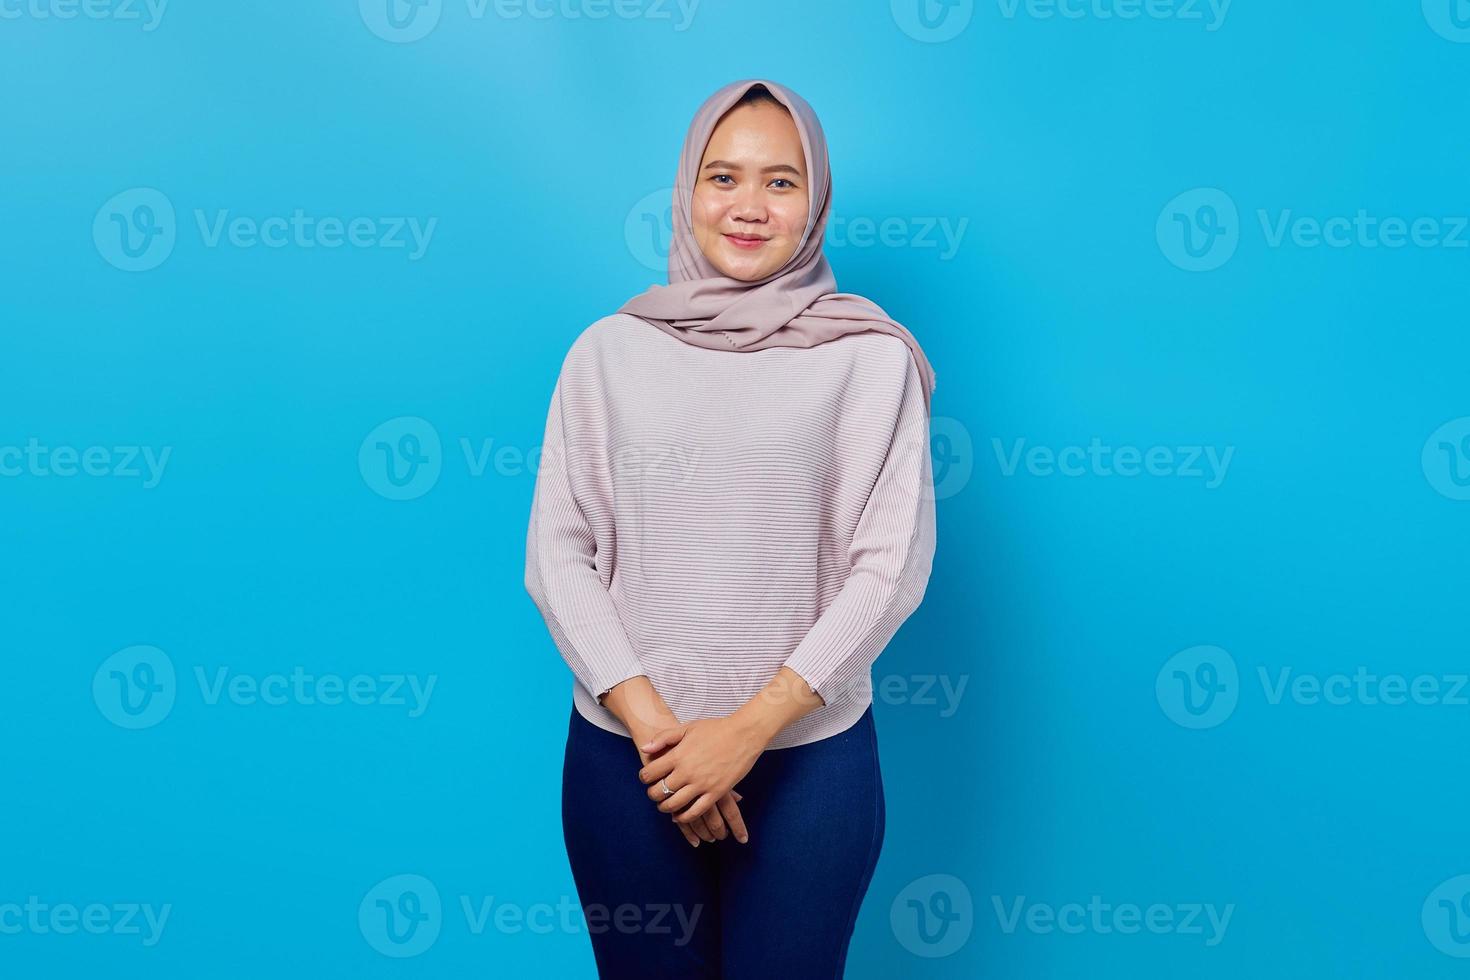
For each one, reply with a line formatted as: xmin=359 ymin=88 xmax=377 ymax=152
xmin=689 ymin=85 xmax=810 ymax=280
xmin=525 ymin=78 xmax=940 ymax=978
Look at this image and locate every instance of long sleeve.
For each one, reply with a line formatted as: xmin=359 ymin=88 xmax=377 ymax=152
xmin=781 ymin=356 xmax=938 ymax=703
xmin=524 ymin=372 xmax=646 ymax=704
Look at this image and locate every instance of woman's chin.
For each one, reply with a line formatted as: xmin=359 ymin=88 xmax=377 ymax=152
xmin=713 ymin=251 xmax=780 ymax=282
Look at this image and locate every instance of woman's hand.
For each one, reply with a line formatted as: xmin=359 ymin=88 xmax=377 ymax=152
xmin=603 ymin=676 xmax=750 ymax=847
xmin=636 ymin=740 xmax=747 ymax=846
xmin=638 ymin=716 xmax=769 ymax=825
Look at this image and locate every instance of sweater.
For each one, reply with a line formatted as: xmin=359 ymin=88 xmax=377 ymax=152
xmin=523 ymin=312 xmax=937 ymax=750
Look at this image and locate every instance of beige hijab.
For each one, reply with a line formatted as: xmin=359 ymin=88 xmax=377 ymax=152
xmin=617 ymin=78 xmax=938 ymax=414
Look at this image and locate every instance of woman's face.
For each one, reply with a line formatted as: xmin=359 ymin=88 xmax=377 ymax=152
xmin=691 ymin=101 xmax=810 ymax=282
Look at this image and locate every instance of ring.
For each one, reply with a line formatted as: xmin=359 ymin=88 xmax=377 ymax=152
xmin=660 ymin=778 xmax=674 ymax=796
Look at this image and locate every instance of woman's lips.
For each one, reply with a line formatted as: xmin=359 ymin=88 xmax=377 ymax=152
xmin=723 ymin=233 xmax=767 ymax=250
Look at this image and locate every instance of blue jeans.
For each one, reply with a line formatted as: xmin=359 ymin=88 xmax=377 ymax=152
xmin=560 ymin=703 xmax=886 ymax=978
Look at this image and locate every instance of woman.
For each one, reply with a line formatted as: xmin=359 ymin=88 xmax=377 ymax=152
xmin=524 ymin=78 xmax=939 ymax=978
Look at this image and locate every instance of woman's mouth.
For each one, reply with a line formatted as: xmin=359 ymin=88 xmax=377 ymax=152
xmin=723 ymin=233 xmax=768 ymax=250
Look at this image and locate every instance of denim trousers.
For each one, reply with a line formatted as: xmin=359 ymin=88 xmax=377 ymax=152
xmin=560 ymin=702 xmax=886 ymax=979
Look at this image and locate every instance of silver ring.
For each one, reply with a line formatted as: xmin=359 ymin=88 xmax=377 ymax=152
xmin=660 ymin=778 xmax=674 ymax=796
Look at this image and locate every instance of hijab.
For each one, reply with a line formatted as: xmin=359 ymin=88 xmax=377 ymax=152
xmin=617 ymin=78 xmax=938 ymax=414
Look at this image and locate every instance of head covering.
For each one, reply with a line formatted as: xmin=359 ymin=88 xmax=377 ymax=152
xmin=617 ymin=78 xmax=938 ymax=414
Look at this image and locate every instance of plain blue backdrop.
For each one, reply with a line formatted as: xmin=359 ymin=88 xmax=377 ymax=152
xmin=3 ymin=1 xmax=1469 ymax=976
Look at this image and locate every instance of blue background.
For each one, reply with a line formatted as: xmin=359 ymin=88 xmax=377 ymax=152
xmin=3 ymin=0 xmax=1469 ymax=976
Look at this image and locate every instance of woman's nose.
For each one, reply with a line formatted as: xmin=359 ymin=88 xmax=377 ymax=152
xmin=730 ymin=188 xmax=768 ymax=220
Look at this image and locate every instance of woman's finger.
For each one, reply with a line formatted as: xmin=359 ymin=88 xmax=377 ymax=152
xmin=637 ymin=752 xmax=677 ymax=785
xmin=675 ymin=820 xmax=701 ymax=848
xmin=638 ymin=725 xmax=687 ymax=754
xmin=700 ymin=804 xmax=727 ymax=840
xmin=657 ymin=783 xmax=701 ymax=814
xmin=672 ymin=791 xmax=720 ymax=825
xmin=645 ymin=773 xmax=684 ymax=806
xmin=716 ymin=794 xmax=749 ymax=844
xmin=690 ymin=814 xmax=718 ymax=842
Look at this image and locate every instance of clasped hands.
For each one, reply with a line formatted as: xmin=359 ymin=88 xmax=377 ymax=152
xmin=603 ymin=667 xmax=825 ymax=849
xmin=637 ymin=715 xmax=767 ymax=847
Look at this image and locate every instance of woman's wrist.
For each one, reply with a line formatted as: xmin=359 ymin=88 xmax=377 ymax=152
xmin=601 ymin=675 xmax=680 ymax=741
xmin=732 ymin=666 xmax=825 ymax=747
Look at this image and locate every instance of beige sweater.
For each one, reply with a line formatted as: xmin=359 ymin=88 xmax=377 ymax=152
xmin=524 ymin=313 xmax=936 ymax=749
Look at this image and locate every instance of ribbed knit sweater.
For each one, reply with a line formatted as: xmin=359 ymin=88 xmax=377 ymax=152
xmin=524 ymin=313 xmax=937 ymax=749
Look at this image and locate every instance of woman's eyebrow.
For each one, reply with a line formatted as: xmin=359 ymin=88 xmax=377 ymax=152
xmin=701 ymin=159 xmax=803 ymax=177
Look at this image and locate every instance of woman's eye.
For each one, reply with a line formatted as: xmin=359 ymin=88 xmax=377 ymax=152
xmin=711 ymin=174 xmax=734 ymax=185
xmin=771 ymin=178 xmax=795 ymax=189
